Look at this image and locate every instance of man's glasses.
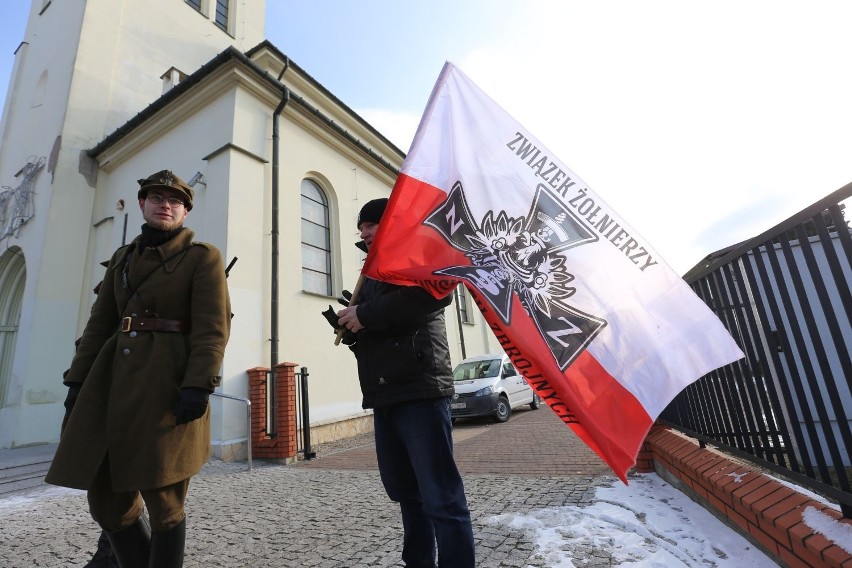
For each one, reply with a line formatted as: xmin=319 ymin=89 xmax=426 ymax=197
xmin=147 ymin=193 xmax=185 ymax=208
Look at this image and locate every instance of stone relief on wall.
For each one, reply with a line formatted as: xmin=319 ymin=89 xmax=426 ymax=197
xmin=0 ymin=156 xmax=44 ymax=242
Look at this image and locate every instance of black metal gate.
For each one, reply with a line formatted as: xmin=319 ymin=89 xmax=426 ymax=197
xmin=661 ymin=184 xmax=852 ymax=517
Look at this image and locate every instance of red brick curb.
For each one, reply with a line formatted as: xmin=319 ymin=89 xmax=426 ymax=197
xmin=637 ymin=426 xmax=852 ymax=568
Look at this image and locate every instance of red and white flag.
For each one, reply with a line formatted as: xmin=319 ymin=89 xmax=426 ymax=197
xmin=363 ymin=62 xmax=744 ymax=481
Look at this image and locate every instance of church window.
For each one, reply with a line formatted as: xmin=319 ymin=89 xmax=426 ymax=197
xmin=214 ymin=0 xmax=230 ymax=32
xmin=301 ymin=179 xmax=332 ymax=295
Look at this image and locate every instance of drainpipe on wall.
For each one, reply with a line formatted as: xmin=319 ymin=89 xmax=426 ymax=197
xmin=269 ymin=59 xmax=289 ymax=435
xmin=271 ymin=60 xmax=290 ymax=367
xmin=454 ymin=287 xmax=467 ymax=360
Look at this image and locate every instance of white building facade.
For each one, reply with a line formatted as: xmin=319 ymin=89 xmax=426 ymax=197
xmin=0 ymin=0 xmax=501 ymax=457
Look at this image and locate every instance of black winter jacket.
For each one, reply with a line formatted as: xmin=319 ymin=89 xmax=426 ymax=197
xmin=352 ymin=277 xmax=454 ymax=409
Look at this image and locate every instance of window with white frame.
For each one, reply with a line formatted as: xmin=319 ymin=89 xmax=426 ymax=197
xmin=185 ymin=0 xmax=202 ymax=12
xmin=301 ymin=179 xmax=332 ymax=295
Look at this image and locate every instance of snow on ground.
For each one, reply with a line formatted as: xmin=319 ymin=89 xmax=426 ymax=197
xmin=489 ymin=473 xmax=777 ymax=567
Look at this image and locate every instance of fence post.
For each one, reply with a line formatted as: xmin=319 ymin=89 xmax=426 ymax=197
xmin=246 ymin=363 xmax=298 ymax=462
xmin=275 ymin=362 xmax=298 ymax=458
xmin=247 ymin=366 xmax=270 ymax=451
xmin=300 ymin=366 xmax=315 ymax=460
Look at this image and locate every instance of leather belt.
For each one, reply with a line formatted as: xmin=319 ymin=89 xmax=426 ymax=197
xmin=120 ymin=317 xmax=189 ymax=333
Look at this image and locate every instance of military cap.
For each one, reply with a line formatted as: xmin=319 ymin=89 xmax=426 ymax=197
xmin=137 ymin=170 xmax=194 ymax=210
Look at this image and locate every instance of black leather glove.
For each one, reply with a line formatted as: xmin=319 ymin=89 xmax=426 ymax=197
xmin=64 ymin=383 xmax=81 ymax=413
xmin=321 ymin=306 xmax=357 ymax=345
xmin=322 ymin=305 xmax=341 ymax=329
xmin=321 ymin=290 xmax=352 ymax=324
xmin=338 ymin=290 xmax=352 ymax=307
xmin=174 ymin=387 xmax=210 ymax=424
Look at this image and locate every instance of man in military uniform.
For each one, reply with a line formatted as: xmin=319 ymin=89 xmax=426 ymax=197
xmin=46 ymin=170 xmax=231 ymax=568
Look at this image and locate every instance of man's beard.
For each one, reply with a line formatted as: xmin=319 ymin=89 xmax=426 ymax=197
xmin=144 ymin=214 xmax=181 ymax=231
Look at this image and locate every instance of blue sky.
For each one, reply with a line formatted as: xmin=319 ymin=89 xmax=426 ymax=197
xmin=2 ymin=1 xmax=851 ymax=274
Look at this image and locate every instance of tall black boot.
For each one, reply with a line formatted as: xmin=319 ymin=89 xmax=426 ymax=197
xmin=83 ymin=530 xmax=117 ymax=568
xmin=149 ymin=518 xmax=185 ymax=568
xmin=106 ymin=515 xmax=150 ymax=568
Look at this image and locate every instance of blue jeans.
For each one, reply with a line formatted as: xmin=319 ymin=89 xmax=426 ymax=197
xmin=373 ymin=397 xmax=475 ymax=568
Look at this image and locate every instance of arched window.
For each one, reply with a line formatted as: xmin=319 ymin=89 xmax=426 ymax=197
xmin=0 ymin=247 xmax=25 ymax=409
xmin=300 ymin=179 xmax=331 ymax=295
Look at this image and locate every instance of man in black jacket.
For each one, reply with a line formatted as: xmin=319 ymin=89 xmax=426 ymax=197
xmin=335 ymin=198 xmax=475 ymax=568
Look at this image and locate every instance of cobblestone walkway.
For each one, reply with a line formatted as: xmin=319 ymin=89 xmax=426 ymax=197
xmin=1 ymin=407 xmax=623 ymax=567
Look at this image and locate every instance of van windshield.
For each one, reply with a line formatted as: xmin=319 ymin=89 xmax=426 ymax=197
xmin=453 ymin=359 xmax=501 ymax=381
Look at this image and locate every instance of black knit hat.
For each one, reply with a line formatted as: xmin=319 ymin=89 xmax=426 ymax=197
xmin=357 ymin=198 xmax=388 ymax=228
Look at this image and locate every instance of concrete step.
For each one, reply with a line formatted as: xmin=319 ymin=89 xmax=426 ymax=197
xmin=0 ymin=460 xmax=51 ymax=479
xmin=0 ymin=471 xmax=48 ymax=494
xmin=0 ymin=443 xmax=56 ymax=496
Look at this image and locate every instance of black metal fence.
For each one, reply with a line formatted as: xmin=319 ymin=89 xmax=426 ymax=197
xmin=660 ymin=184 xmax=852 ymax=517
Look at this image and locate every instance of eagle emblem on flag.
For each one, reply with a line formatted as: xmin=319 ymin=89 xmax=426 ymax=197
xmin=424 ymin=181 xmax=607 ymax=371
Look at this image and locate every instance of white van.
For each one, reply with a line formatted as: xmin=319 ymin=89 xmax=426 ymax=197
xmin=450 ymin=353 xmax=541 ymax=422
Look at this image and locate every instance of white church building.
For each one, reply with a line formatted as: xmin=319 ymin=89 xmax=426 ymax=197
xmin=0 ymin=0 xmax=500 ymax=458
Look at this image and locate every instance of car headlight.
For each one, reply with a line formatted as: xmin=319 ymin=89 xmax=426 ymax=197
xmin=474 ymin=386 xmax=493 ymax=397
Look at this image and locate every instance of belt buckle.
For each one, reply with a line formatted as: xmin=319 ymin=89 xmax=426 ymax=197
xmin=121 ymin=317 xmax=132 ymax=332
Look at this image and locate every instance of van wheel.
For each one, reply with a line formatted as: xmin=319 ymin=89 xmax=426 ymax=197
xmin=494 ymin=396 xmax=511 ymax=423
xmin=530 ymin=394 xmax=541 ymax=410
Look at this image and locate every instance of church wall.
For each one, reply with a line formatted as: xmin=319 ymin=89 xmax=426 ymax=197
xmin=0 ymin=0 xmax=502 ymax=453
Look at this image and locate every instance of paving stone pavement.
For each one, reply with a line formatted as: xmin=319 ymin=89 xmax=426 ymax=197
xmin=1 ymin=406 xmax=622 ymax=567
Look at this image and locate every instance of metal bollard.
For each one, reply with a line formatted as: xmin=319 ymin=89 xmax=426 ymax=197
xmin=300 ymin=367 xmax=316 ymax=460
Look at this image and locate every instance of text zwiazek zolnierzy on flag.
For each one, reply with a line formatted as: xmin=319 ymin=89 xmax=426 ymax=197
xmin=362 ymin=61 xmax=745 ymax=482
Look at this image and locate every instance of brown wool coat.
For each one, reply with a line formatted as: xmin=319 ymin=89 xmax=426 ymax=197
xmin=45 ymin=228 xmax=231 ymax=492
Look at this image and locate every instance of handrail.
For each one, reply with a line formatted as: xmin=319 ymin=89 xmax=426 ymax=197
xmin=210 ymin=392 xmax=252 ymax=471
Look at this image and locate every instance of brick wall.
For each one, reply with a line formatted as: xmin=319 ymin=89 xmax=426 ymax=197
xmin=636 ymin=426 xmax=852 ymax=567
xmin=246 ymin=363 xmax=299 ymax=462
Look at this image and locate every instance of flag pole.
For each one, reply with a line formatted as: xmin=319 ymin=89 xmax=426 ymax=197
xmin=334 ymin=274 xmax=365 ymax=345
